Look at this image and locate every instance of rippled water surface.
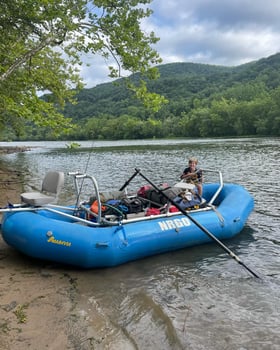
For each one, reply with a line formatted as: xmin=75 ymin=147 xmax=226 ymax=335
xmin=1 ymin=137 xmax=280 ymax=349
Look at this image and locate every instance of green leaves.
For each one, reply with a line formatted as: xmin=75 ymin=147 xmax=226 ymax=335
xmin=127 ymin=79 xmax=168 ymax=113
xmin=0 ymin=0 xmax=163 ymax=138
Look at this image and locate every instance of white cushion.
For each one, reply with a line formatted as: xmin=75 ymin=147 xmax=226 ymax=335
xmin=174 ymin=182 xmax=196 ymax=190
xmin=21 ymin=192 xmax=56 ymax=206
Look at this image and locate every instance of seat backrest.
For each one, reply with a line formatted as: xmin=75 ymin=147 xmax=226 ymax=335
xmin=41 ymin=171 xmax=64 ymax=195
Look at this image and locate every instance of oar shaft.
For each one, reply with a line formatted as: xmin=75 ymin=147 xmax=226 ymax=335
xmin=119 ymin=168 xmax=141 ymax=191
xmin=136 ymin=168 xmax=260 ymax=279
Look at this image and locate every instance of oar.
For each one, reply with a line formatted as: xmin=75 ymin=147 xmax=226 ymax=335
xmin=136 ymin=168 xmax=260 ymax=279
xmin=119 ymin=168 xmax=141 ymax=191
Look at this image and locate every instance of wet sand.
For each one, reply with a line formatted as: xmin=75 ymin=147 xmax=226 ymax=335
xmin=0 ymin=244 xmax=83 ymax=349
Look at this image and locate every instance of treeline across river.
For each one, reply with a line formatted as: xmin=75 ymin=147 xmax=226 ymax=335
xmin=64 ymin=80 xmax=280 ymax=140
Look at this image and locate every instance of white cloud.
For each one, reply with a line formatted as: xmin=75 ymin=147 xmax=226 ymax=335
xmin=149 ymin=0 xmax=280 ymax=66
xmin=81 ymin=0 xmax=280 ymax=87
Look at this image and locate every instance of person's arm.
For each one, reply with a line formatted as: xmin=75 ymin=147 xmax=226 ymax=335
xmin=197 ymin=169 xmax=203 ymax=183
xmin=181 ymin=172 xmax=191 ymax=179
xmin=180 ymin=169 xmax=194 ymax=180
xmin=180 ymin=168 xmax=189 ymax=179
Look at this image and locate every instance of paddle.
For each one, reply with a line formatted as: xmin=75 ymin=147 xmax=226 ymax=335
xmin=119 ymin=168 xmax=141 ymax=191
xmin=136 ymin=168 xmax=260 ymax=279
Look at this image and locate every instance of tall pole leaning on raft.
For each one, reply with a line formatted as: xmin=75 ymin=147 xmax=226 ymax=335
xmin=136 ymin=169 xmax=260 ymax=279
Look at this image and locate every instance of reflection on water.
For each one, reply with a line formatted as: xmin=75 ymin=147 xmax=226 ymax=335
xmin=1 ymin=137 xmax=280 ymax=349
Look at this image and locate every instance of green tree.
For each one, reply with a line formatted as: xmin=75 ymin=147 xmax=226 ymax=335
xmin=265 ymin=87 xmax=280 ymax=135
xmin=0 ymin=0 xmax=164 ymax=137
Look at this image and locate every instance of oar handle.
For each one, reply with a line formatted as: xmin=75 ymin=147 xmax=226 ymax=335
xmin=119 ymin=168 xmax=141 ymax=191
xmin=136 ymin=168 xmax=260 ymax=279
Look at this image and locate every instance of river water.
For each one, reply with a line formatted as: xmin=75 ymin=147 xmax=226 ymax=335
xmin=1 ymin=137 xmax=280 ymax=349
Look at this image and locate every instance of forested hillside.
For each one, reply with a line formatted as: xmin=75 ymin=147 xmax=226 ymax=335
xmin=16 ymin=53 xmax=280 ymax=139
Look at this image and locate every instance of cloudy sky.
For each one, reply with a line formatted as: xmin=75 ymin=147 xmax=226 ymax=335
xmin=81 ymin=0 xmax=280 ymax=88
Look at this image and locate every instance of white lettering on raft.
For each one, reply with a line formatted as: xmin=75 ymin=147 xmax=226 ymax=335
xmin=158 ymin=218 xmax=191 ymax=231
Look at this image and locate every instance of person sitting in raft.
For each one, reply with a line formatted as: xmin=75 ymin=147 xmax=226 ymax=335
xmin=180 ymin=157 xmax=203 ymax=196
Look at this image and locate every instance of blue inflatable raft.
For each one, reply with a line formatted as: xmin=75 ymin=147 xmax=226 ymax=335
xmin=0 ymin=169 xmax=254 ymax=268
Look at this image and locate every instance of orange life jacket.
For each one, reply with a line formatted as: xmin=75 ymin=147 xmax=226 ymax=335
xmin=90 ymin=200 xmax=106 ymax=214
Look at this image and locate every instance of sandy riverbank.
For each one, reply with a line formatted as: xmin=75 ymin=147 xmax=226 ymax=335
xmin=0 ymin=145 xmax=31 ymax=206
xmin=0 ymin=168 xmax=22 ymax=207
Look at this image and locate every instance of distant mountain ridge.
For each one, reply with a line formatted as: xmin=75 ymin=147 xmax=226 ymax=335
xmin=62 ymin=52 xmax=280 ymax=123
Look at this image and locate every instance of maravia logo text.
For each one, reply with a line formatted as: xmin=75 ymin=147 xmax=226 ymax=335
xmin=47 ymin=236 xmax=72 ymax=247
xmin=158 ymin=217 xmax=191 ymax=231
